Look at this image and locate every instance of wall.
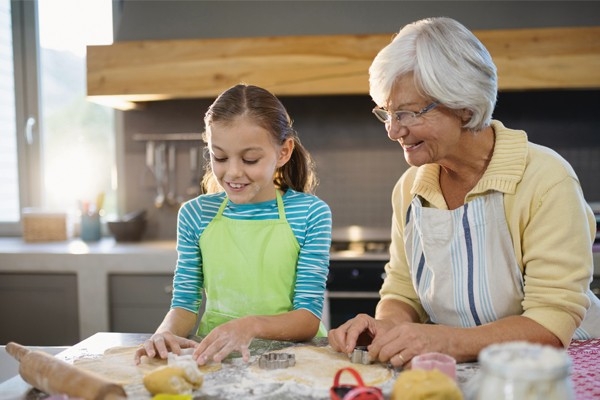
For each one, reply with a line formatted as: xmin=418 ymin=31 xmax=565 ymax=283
xmin=113 ymin=1 xmax=600 ymax=39
xmin=112 ymin=1 xmax=600 ymax=239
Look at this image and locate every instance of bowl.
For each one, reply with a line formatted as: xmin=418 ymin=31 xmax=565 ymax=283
xmin=107 ymin=218 xmax=147 ymax=242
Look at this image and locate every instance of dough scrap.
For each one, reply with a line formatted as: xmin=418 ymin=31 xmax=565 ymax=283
xmin=391 ymin=369 xmax=463 ymax=400
xmin=247 ymin=345 xmax=394 ymax=389
xmin=143 ymin=365 xmax=203 ymax=395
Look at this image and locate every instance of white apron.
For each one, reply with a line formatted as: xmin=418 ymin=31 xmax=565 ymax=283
xmin=404 ymin=191 xmax=600 ymax=339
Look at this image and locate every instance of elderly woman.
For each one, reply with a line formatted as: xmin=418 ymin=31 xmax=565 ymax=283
xmin=328 ymin=17 xmax=600 ymax=367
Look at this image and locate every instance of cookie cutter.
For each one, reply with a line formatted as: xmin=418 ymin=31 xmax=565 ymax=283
xmin=350 ymin=346 xmax=372 ymax=365
xmin=258 ymin=352 xmax=296 ymax=369
xmin=330 ymin=367 xmax=384 ymax=400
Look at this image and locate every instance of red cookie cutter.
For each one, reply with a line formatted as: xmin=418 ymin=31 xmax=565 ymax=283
xmin=330 ymin=367 xmax=384 ymax=400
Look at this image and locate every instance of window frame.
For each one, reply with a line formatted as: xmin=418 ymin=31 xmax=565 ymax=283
xmin=3 ymin=0 xmax=120 ymax=236
xmin=0 ymin=1 xmax=42 ymax=235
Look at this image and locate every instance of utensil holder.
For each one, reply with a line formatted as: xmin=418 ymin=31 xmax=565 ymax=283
xmin=80 ymin=213 xmax=101 ymax=242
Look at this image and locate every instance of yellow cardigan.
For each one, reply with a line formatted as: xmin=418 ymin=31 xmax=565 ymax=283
xmin=380 ymin=120 xmax=597 ymax=346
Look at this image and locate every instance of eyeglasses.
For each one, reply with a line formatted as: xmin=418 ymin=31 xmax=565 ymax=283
xmin=372 ymin=102 xmax=438 ymax=126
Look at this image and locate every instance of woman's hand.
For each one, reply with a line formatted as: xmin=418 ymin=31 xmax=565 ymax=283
xmin=367 ymin=323 xmax=453 ymax=368
xmin=134 ymin=331 xmax=199 ymax=365
xmin=328 ymin=313 xmax=391 ymax=354
xmin=192 ymin=318 xmax=254 ymax=365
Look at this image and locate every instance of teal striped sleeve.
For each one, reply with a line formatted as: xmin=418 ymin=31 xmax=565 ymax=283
xmin=286 ymin=192 xmax=332 ymax=319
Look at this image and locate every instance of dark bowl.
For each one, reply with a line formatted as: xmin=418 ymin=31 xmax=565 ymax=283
xmin=107 ymin=218 xmax=147 ymax=242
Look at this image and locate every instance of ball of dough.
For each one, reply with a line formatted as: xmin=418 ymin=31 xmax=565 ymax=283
xmin=143 ymin=365 xmax=203 ymax=395
xmin=391 ymin=369 xmax=463 ymax=400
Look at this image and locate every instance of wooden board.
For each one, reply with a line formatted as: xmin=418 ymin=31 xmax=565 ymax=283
xmin=86 ymin=27 xmax=600 ymax=109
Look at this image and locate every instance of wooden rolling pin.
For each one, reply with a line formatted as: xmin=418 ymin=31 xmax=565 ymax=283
xmin=6 ymin=342 xmax=127 ymax=400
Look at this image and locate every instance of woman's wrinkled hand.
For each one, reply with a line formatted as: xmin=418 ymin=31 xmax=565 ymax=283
xmin=134 ymin=331 xmax=199 ymax=365
xmin=192 ymin=319 xmax=253 ymax=365
xmin=328 ymin=313 xmax=387 ymax=355
xmin=368 ymin=323 xmax=452 ymax=368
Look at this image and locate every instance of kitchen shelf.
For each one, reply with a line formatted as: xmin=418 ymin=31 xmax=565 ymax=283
xmin=86 ymin=26 xmax=600 ymax=110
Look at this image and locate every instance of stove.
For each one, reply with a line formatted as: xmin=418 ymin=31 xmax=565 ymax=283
xmin=330 ymin=226 xmax=391 ymax=257
xmin=325 ymin=226 xmax=391 ymax=329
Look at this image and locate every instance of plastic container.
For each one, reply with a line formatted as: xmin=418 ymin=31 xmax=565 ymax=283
xmin=412 ymin=352 xmax=457 ymax=380
xmin=475 ymin=341 xmax=574 ymax=400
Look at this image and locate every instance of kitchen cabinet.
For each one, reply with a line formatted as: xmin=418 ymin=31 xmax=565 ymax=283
xmin=109 ymin=273 xmax=173 ymax=333
xmin=0 ymin=273 xmax=79 ymax=346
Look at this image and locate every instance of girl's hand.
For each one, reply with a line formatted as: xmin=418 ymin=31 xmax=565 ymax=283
xmin=134 ymin=331 xmax=198 ymax=365
xmin=193 ymin=319 xmax=254 ymax=365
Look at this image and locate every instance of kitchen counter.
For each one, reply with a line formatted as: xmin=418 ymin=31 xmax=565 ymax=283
xmin=0 ymin=238 xmax=178 ymax=340
xmin=1 ymin=239 xmax=599 ymax=341
xmin=0 ymin=238 xmax=392 ymax=340
xmin=0 ymin=332 xmax=400 ymax=399
xmin=1 ymin=332 xmax=598 ymax=399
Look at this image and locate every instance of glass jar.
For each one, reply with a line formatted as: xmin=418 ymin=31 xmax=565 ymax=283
xmin=475 ymin=341 xmax=574 ymax=400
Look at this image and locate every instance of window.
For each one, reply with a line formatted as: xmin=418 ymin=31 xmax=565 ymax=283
xmin=0 ymin=0 xmax=19 ymax=224
xmin=2 ymin=0 xmax=115 ymax=235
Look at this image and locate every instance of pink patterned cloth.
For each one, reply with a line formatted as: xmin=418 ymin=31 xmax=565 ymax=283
xmin=568 ymin=339 xmax=600 ymax=400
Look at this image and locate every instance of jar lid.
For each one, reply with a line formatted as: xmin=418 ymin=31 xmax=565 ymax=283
xmin=479 ymin=341 xmax=572 ymax=381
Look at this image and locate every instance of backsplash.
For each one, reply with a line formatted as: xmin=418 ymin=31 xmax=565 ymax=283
xmin=121 ymin=91 xmax=600 ymax=240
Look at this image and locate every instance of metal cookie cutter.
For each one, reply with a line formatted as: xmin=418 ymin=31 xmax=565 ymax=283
xmin=350 ymin=346 xmax=372 ymax=365
xmin=258 ymin=352 xmax=296 ymax=369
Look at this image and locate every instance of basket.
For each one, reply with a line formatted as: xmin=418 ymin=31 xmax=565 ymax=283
xmin=22 ymin=209 xmax=68 ymax=242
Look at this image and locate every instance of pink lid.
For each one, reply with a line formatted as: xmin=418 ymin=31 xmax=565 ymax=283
xmin=411 ymin=352 xmax=457 ymax=380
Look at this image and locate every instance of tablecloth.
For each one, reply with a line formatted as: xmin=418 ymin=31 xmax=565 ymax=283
xmin=568 ymin=338 xmax=600 ymax=400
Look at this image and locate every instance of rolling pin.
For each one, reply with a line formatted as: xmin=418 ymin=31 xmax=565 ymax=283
xmin=6 ymin=342 xmax=127 ymax=400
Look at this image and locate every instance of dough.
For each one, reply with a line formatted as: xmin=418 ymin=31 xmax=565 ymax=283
xmin=247 ymin=345 xmax=394 ymax=389
xmin=391 ymin=369 xmax=463 ymax=400
xmin=73 ymin=346 xmax=220 ymax=386
xmin=143 ymin=365 xmax=203 ymax=395
xmin=74 ymin=346 xmax=164 ymax=385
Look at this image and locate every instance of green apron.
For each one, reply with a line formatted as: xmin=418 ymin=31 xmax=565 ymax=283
xmin=198 ymin=191 xmax=327 ymax=337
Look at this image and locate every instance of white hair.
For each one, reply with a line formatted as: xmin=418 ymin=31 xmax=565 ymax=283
xmin=369 ymin=17 xmax=497 ymax=130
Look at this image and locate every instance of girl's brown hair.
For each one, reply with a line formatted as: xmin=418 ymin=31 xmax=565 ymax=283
xmin=201 ymin=84 xmax=317 ymax=194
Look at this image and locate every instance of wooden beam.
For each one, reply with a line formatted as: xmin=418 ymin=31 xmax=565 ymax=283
xmin=477 ymin=26 xmax=600 ymax=90
xmin=86 ymin=26 xmax=600 ymax=109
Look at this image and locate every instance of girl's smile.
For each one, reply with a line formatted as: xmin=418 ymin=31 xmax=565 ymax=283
xmin=208 ymin=115 xmax=293 ymax=204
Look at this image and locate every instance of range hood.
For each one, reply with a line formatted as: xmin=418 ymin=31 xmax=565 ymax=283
xmin=86 ymin=26 xmax=600 ymax=110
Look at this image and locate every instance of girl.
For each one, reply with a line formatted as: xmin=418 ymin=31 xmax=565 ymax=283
xmin=135 ymin=84 xmax=332 ymax=366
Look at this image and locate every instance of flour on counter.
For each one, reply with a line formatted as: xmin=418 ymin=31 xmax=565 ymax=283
xmin=71 ymin=339 xmax=477 ymax=399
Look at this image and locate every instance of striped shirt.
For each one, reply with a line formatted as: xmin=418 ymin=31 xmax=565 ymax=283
xmin=171 ymin=189 xmax=332 ymax=319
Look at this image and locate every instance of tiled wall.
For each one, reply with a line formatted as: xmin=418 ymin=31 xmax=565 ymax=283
xmin=122 ymin=91 xmax=600 ymax=240
xmin=113 ymin=1 xmax=600 ymax=239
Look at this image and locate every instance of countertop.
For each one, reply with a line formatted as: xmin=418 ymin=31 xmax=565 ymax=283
xmin=0 ymin=237 xmax=391 ymax=262
xmin=0 ymin=332 xmax=456 ymax=399
xmin=0 ymin=332 xmax=401 ymax=399
xmin=1 ymin=333 xmax=598 ymax=400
